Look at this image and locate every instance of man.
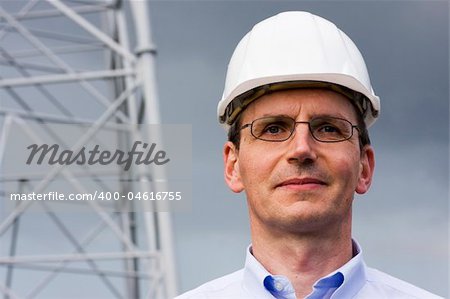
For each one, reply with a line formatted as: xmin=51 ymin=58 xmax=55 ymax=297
xmin=176 ymin=11 xmax=442 ymax=299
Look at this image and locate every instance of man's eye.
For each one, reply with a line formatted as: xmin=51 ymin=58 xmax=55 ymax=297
xmin=319 ymin=125 xmax=340 ymax=133
xmin=263 ymin=124 xmax=284 ymax=134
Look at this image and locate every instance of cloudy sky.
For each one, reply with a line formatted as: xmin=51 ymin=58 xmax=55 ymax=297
xmin=0 ymin=1 xmax=448 ymax=298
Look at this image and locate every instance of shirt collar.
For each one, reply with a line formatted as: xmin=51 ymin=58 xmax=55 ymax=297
xmin=321 ymin=240 xmax=367 ymax=299
xmin=242 ymin=240 xmax=367 ymax=299
xmin=243 ymin=245 xmax=277 ymax=298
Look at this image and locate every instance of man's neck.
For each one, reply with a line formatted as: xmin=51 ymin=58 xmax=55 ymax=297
xmin=250 ymin=220 xmax=353 ymax=299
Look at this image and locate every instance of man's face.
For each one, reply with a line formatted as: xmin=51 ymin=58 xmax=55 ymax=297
xmin=223 ymin=89 xmax=375 ymax=234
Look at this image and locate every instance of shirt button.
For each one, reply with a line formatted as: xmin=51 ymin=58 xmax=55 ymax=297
xmin=274 ymin=282 xmax=283 ymax=291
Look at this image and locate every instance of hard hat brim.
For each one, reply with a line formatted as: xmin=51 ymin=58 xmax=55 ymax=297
xmin=218 ymin=74 xmax=380 ymax=129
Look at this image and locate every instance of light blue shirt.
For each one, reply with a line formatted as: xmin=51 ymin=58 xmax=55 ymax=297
xmin=175 ymin=241 xmax=442 ymax=299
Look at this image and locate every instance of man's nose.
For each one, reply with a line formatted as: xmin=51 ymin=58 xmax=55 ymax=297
xmin=286 ymin=122 xmax=318 ymax=163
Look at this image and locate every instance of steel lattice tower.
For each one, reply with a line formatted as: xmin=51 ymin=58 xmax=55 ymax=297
xmin=0 ymin=0 xmax=178 ymax=298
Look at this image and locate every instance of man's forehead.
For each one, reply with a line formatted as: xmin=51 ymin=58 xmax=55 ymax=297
xmin=240 ymin=88 xmax=358 ymax=121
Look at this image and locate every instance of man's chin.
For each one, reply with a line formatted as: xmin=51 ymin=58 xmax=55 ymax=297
xmin=268 ymin=206 xmax=341 ymax=232
xmin=275 ymin=191 xmax=324 ymax=205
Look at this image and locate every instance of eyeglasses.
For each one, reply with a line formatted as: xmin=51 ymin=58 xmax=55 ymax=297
xmin=240 ymin=116 xmax=360 ymax=143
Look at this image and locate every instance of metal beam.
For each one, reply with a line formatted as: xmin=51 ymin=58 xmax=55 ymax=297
xmin=0 ymin=25 xmax=99 ymax=44
xmin=0 ymin=0 xmax=39 ymax=42
xmin=129 ymin=1 xmax=178 ymax=297
xmin=7 ymin=43 xmax=105 ymax=59
xmin=0 ymin=6 xmax=131 ymax=124
xmin=45 ymin=0 xmax=135 ymax=63
xmin=0 ymin=108 xmax=130 ymax=129
xmin=0 ymin=69 xmax=135 ymax=87
xmin=0 ymin=251 xmax=160 ymax=264
xmin=0 ymin=283 xmax=20 ymax=299
xmin=10 ymin=5 xmax=110 ymax=21
xmin=7 ymin=96 xmax=145 ymax=257
xmin=0 ymin=81 xmax=140 ymax=237
xmin=0 ymin=58 xmax=67 ymax=74
xmin=42 ymin=202 xmax=124 ymax=299
xmin=1 ymin=263 xmax=152 ymax=279
xmin=0 ymin=1 xmax=177 ymax=297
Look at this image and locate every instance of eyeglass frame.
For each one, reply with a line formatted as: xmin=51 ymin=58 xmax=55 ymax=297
xmin=239 ymin=115 xmax=361 ymax=143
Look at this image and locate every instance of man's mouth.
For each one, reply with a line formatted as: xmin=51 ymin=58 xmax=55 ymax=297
xmin=276 ymin=177 xmax=327 ymax=190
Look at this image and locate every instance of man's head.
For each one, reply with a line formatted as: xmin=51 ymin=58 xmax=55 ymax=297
xmin=223 ymin=89 xmax=375 ymax=234
xmin=219 ymin=11 xmax=378 ymax=235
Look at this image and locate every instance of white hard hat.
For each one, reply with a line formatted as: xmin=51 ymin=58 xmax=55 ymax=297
xmin=218 ymin=11 xmax=380 ymax=129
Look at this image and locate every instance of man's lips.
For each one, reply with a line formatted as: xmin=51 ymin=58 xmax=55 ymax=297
xmin=276 ymin=177 xmax=327 ymax=189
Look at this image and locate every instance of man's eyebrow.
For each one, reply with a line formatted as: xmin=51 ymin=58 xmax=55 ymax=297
xmin=311 ymin=113 xmax=352 ymax=120
xmin=259 ymin=113 xmax=292 ymax=118
xmin=257 ymin=113 xmax=353 ymax=120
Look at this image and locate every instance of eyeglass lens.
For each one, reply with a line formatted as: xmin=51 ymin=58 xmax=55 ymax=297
xmin=251 ymin=116 xmax=353 ymax=142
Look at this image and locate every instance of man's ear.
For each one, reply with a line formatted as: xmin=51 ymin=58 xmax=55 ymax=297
xmin=223 ymin=141 xmax=244 ymax=193
xmin=356 ymin=145 xmax=375 ymax=194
